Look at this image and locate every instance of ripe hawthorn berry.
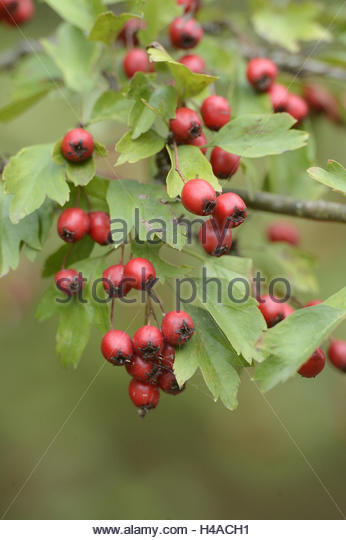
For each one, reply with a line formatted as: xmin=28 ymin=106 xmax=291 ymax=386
xmin=285 ymin=93 xmax=309 ymax=124
xmin=123 ymin=48 xmax=154 ymax=78
xmin=55 ymin=269 xmax=83 ymax=296
xmin=169 ymin=17 xmax=203 ymax=50
xmin=101 ymin=329 xmax=133 ymax=366
xmin=57 ymin=207 xmax=90 ymax=243
xmin=123 ymin=257 xmax=156 ymax=290
xmin=102 ymin=264 xmax=131 ymax=298
xmin=177 ymin=0 xmax=201 ymax=13
xmin=258 ymin=295 xmax=293 ymax=328
xmin=162 ymin=311 xmax=194 ymax=346
xmin=61 ymin=128 xmax=94 ymax=163
xmin=298 ymin=348 xmax=326 ymax=378
xmin=117 ymin=18 xmax=143 ymax=47
xmin=303 ymin=84 xmax=340 ymax=123
xmin=246 ymin=58 xmax=278 ymax=92
xmin=128 ymin=379 xmax=160 ymax=416
xmin=88 ymin=211 xmax=111 ymax=245
xmin=169 ymin=107 xmax=202 ymax=141
xmin=158 ymin=371 xmax=184 ymax=395
xmin=210 ymin=147 xmax=240 ymax=179
xmin=327 ymin=340 xmax=346 ymax=373
xmin=179 ymin=54 xmax=205 ymax=73
xmin=185 ymin=132 xmax=207 ymax=154
xmin=158 ymin=344 xmax=175 ymax=370
xmin=214 ymin=192 xmax=247 ymax=229
xmin=201 ymin=95 xmax=231 ymax=131
xmin=304 ymin=300 xmax=322 ymax=307
xmin=199 ymin=218 xmax=233 ymax=257
xmin=268 ymin=83 xmax=289 ymax=112
xmin=267 ymin=221 xmax=300 ymax=246
xmin=181 ymin=178 xmax=216 ymax=216
xmin=133 ymin=325 xmax=164 ymax=359
xmin=126 ymin=355 xmax=160 ymax=382
xmin=1 ymin=0 xmax=34 ymax=25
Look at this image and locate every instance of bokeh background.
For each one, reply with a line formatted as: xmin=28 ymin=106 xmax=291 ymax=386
xmin=0 ymin=1 xmax=345 ymax=520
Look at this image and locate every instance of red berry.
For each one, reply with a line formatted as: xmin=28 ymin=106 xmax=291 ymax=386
xmin=268 ymin=83 xmax=289 ymax=112
xmin=214 ymin=192 xmax=247 ymax=229
xmin=102 ymin=264 xmax=131 ymax=298
xmin=158 ymin=371 xmax=184 ymax=395
xmin=88 ymin=211 xmax=111 ymax=245
xmin=186 ymin=132 xmax=207 ymax=154
xmin=158 ymin=344 xmax=175 ymax=370
xmin=169 ymin=107 xmax=202 ymax=141
xmin=55 ymin=269 xmax=83 ymax=296
xmin=267 ymin=221 xmax=300 ymax=246
xmin=123 ymin=257 xmax=156 ymax=290
xmin=201 ymin=95 xmax=231 ymax=131
xmin=210 ymin=147 xmax=240 ymax=179
xmin=57 ymin=207 xmax=90 ymax=243
xmin=199 ymin=218 xmax=233 ymax=257
xmin=303 ymin=84 xmax=340 ymax=123
xmin=281 ymin=304 xmax=294 ymax=318
xmin=2 ymin=0 xmax=34 ymax=25
xmin=179 ymin=54 xmax=205 ymax=73
xmin=117 ymin=18 xmax=143 ymax=47
xmin=61 ymin=128 xmax=94 ymax=163
xmin=181 ymin=178 xmax=216 ymax=216
xmin=304 ymin=300 xmax=322 ymax=307
xmin=258 ymin=295 xmax=292 ymax=328
xmin=128 ymin=379 xmax=160 ymax=415
xmin=169 ymin=17 xmax=203 ymax=50
xmin=162 ymin=311 xmax=194 ymax=346
xmin=285 ymin=93 xmax=309 ymax=124
xmin=126 ymin=355 xmax=160 ymax=382
xmin=123 ymin=48 xmax=154 ymax=78
xmin=298 ymin=348 xmax=325 ymax=378
xmin=177 ymin=0 xmax=201 ymax=13
xmin=101 ymin=329 xmax=133 ymax=366
xmin=246 ymin=58 xmax=278 ymax=92
xmin=328 ymin=340 xmax=346 ymax=373
xmin=133 ymin=325 xmax=164 ymax=359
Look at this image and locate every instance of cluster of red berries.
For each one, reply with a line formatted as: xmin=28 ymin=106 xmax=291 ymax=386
xmin=0 ymin=0 xmax=34 ymax=25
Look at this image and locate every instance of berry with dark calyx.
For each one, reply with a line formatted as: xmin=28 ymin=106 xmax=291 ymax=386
xmin=2 ymin=0 xmax=34 ymax=25
xmin=101 ymin=329 xmax=133 ymax=366
xmin=169 ymin=107 xmax=202 ymax=141
xmin=162 ymin=311 xmax=194 ymax=346
xmin=179 ymin=54 xmax=205 ymax=73
xmin=158 ymin=371 xmax=185 ymax=395
xmin=55 ymin=269 xmax=83 ymax=296
xmin=246 ymin=58 xmax=278 ymax=92
xmin=304 ymin=300 xmax=322 ymax=307
xmin=57 ymin=207 xmax=90 ymax=243
xmin=258 ymin=295 xmax=293 ymax=328
xmin=298 ymin=348 xmax=326 ymax=378
xmin=267 ymin=221 xmax=300 ymax=246
xmin=117 ymin=18 xmax=143 ymax=47
xmin=169 ymin=17 xmax=203 ymax=50
xmin=186 ymin=132 xmax=207 ymax=154
xmin=126 ymin=355 xmax=160 ymax=382
xmin=268 ymin=83 xmax=289 ymax=112
xmin=61 ymin=128 xmax=94 ymax=163
xmin=328 ymin=340 xmax=346 ymax=373
xmin=181 ymin=178 xmax=216 ymax=216
xmin=214 ymin=192 xmax=247 ymax=229
xmin=201 ymin=95 xmax=231 ymax=131
xmin=199 ymin=218 xmax=233 ymax=257
xmin=158 ymin=344 xmax=175 ymax=371
xmin=285 ymin=93 xmax=309 ymax=124
xmin=102 ymin=264 xmax=131 ymax=298
xmin=88 ymin=211 xmax=111 ymax=245
xmin=123 ymin=48 xmax=154 ymax=78
xmin=123 ymin=257 xmax=156 ymax=290
xmin=303 ymin=84 xmax=340 ymax=123
xmin=133 ymin=325 xmax=164 ymax=359
xmin=177 ymin=0 xmax=201 ymax=13
xmin=210 ymin=147 xmax=240 ymax=179
xmin=128 ymin=379 xmax=160 ymax=417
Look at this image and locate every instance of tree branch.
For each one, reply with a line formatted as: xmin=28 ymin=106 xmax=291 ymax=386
xmin=0 ymin=40 xmax=42 ymax=70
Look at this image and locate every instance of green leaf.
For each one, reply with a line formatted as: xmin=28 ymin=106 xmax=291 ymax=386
xmin=94 ymin=141 xmax=108 ymax=157
xmin=0 ymin=82 xmax=56 ymax=123
xmin=84 ymin=176 xmax=110 ymax=213
xmin=254 ymin=288 xmax=346 ymax=391
xmin=131 ymin=242 xmax=191 ymax=283
xmin=307 ymin=160 xmax=346 ymax=196
xmin=66 ymin=158 xmax=96 ymax=187
xmin=231 ymin=59 xmax=272 ymax=116
xmin=166 ymin=145 xmax=221 ymax=198
xmin=89 ymin=90 xmax=134 ymax=124
xmin=3 ymin=144 xmax=69 ymax=223
xmin=139 ymin=0 xmax=180 ymax=44
xmin=212 ymin=113 xmax=309 ymax=158
xmin=115 ymin=130 xmax=165 ymax=165
xmin=42 ymin=0 xmax=104 ymax=32
xmin=89 ymin=11 xmax=140 ymax=44
xmin=42 ymin=236 xmax=95 ymax=278
xmin=56 ymin=298 xmax=94 ymax=368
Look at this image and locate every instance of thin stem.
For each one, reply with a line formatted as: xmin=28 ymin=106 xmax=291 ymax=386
xmin=151 ymin=292 xmax=166 ymax=316
xmin=173 ymin=141 xmax=187 ymax=184
xmin=61 ymin=244 xmax=74 ymax=270
xmin=128 ymin=233 xmax=133 ymax=259
xmin=120 ymin=243 xmax=125 ymax=265
xmin=110 ymin=297 xmax=115 ymax=329
xmin=76 ymin=186 xmax=81 ymax=207
xmin=82 ymin=187 xmax=92 ymax=211
xmin=148 ymin=294 xmax=160 ymax=327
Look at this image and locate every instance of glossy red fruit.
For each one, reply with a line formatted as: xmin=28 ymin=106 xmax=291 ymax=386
xmin=199 ymin=218 xmax=233 ymax=257
xmin=181 ymin=178 xmax=216 ymax=216
xmin=128 ymin=379 xmax=160 ymax=415
xmin=169 ymin=17 xmax=203 ymax=50
xmin=268 ymin=83 xmax=289 ymax=112
xmin=126 ymin=355 xmax=159 ymax=382
xmin=285 ymin=93 xmax=309 ymax=124
xmin=328 ymin=340 xmax=346 ymax=373
xmin=57 ymin=207 xmax=90 ymax=243
xmin=177 ymin=0 xmax=201 ymax=13
xmin=123 ymin=257 xmax=156 ymax=290
xmin=201 ymin=95 xmax=231 ymax=131
xmin=2 ymin=0 xmax=34 ymax=25
xmin=267 ymin=221 xmax=300 ymax=246
xmin=303 ymin=84 xmax=340 ymax=123
xmin=133 ymin=325 xmax=164 ymax=359
xmin=55 ymin=269 xmax=83 ymax=296
xmin=162 ymin=311 xmax=194 ymax=346
xmin=101 ymin=329 xmax=133 ymax=366
xmin=123 ymin=48 xmax=154 ymax=78
xmin=158 ymin=371 xmax=184 ymax=395
xmin=210 ymin=147 xmax=240 ymax=179
xmin=61 ymin=128 xmax=94 ymax=163
xmin=88 ymin=211 xmax=111 ymax=245
xmin=246 ymin=58 xmax=278 ymax=92
xmin=214 ymin=192 xmax=247 ymax=229
xmin=298 ymin=348 xmax=326 ymax=378
xmin=102 ymin=264 xmax=131 ymax=298
xmin=117 ymin=18 xmax=143 ymax=46
xmin=158 ymin=344 xmax=175 ymax=370
xmin=169 ymin=107 xmax=202 ymax=141
xmin=304 ymin=300 xmax=322 ymax=307
xmin=258 ymin=295 xmax=292 ymax=328
xmin=179 ymin=54 xmax=205 ymax=73
xmin=186 ymin=132 xmax=207 ymax=154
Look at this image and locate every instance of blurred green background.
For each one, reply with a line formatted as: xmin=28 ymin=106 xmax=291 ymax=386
xmin=0 ymin=1 xmax=345 ymax=521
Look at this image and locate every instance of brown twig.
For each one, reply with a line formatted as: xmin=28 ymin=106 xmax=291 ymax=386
xmin=173 ymin=141 xmax=187 ymax=184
